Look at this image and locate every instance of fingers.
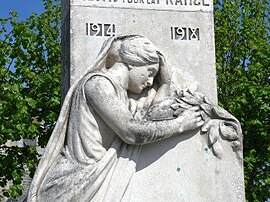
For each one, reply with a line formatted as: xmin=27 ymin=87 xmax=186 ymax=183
xmin=196 ymin=120 xmax=204 ymax=127
xmin=196 ymin=116 xmax=202 ymax=122
xmin=173 ymin=108 xmax=185 ymax=116
xmin=189 ymin=111 xmax=201 ymax=120
xmin=194 ymin=111 xmax=201 ymax=117
xmin=171 ymin=103 xmax=180 ymax=110
xmin=175 ymin=106 xmax=203 ymax=122
xmin=190 ymin=106 xmax=200 ymax=111
xmin=181 ymin=107 xmax=201 ymax=118
xmin=191 ymin=110 xmax=204 ymax=127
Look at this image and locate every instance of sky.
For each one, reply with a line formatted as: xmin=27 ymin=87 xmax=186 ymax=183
xmin=0 ymin=0 xmax=45 ymax=20
xmin=0 ymin=1 xmax=46 ymax=73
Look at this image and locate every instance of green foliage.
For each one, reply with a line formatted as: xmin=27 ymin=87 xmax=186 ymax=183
xmin=214 ymin=0 xmax=270 ymax=201
xmin=0 ymin=0 xmax=61 ymax=199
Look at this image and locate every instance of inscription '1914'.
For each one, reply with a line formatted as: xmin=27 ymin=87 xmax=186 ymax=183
xmin=171 ymin=27 xmax=200 ymax=41
xmin=86 ymin=23 xmax=116 ymax=37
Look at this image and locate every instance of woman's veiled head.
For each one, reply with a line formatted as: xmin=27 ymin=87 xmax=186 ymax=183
xmin=106 ymin=36 xmax=161 ymax=68
xmin=104 ymin=35 xmax=169 ymax=93
xmin=119 ymin=36 xmax=160 ymax=66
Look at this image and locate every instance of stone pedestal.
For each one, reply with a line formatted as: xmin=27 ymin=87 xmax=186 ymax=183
xmin=61 ymin=0 xmax=217 ymax=103
xmin=61 ymin=0 xmax=245 ymax=201
xmin=130 ymin=131 xmax=244 ymax=201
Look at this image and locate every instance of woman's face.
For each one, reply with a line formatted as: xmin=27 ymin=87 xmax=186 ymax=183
xmin=128 ymin=63 xmax=159 ymax=93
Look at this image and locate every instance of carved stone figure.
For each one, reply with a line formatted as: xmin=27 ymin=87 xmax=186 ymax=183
xmin=27 ymin=35 xmax=242 ymax=202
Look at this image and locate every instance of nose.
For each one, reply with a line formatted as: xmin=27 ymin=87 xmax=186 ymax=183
xmin=146 ymin=77 xmax=154 ymax=87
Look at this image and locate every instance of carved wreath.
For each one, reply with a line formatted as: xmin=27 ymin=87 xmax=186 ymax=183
xmin=144 ymin=89 xmax=242 ymax=159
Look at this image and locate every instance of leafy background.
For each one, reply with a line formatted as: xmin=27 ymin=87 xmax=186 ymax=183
xmin=0 ymin=0 xmax=61 ymax=199
xmin=0 ymin=0 xmax=269 ymax=201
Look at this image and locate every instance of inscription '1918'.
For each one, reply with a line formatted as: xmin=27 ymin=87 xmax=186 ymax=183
xmin=171 ymin=27 xmax=200 ymax=41
xmin=86 ymin=23 xmax=116 ymax=37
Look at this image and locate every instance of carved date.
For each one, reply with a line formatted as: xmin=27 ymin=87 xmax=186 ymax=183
xmin=86 ymin=23 xmax=116 ymax=37
xmin=171 ymin=27 xmax=200 ymax=41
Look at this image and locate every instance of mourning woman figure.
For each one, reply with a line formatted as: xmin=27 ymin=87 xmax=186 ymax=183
xmin=27 ymin=35 xmax=203 ymax=202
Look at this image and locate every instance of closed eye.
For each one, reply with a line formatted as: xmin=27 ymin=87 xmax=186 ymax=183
xmin=148 ymin=70 xmax=154 ymax=77
xmin=147 ymin=63 xmax=159 ymax=77
xmin=148 ymin=68 xmax=158 ymax=77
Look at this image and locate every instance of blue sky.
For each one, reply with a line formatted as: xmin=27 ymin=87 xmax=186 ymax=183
xmin=0 ymin=1 xmax=45 ymax=73
xmin=0 ymin=0 xmax=45 ymax=20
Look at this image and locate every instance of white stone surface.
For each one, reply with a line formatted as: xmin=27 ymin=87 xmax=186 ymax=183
xmin=63 ymin=1 xmax=217 ymax=104
xmin=130 ymin=132 xmax=244 ymax=201
xmin=70 ymin=0 xmax=213 ymax=12
xmin=60 ymin=0 xmax=245 ymax=201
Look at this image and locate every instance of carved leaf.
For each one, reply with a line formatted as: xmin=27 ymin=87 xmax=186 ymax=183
xmin=173 ymin=108 xmax=185 ymax=117
xmin=174 ymin=97 xmax=192 ymax=109
xmin=231 ymin=141 xmax=241 ymax=151
xmin=208 ymin=125 xmax=219 ymax=146
xmin=212 ymin=142 xmax=223 ymax=159
xmin=200 ymin=103 xmax=213 ymax=117
xmin=180 ymin=90 xmax=202 ymax=106
xmin=145 ymin=97 xmax=176 ymax=121
xmin=186 ymin=89 xmax=205 ymax=102
xmin=219 ymin=122 xmax=238 ymax=140
xmin=212 ymin=105 xmax=235 ymax=121
xmin=180 ymin=103 xmax=193 ymax=109
xmin=180 ymin=96 xmax=200 ymax=106
xmin=170 ymin=103 xmax=180 ymax=110
xmin=203 ymin=96 xmax=213 ymax=105
xmin=193 ymin=91 xmax=205 ymax=100
xmin=200 ymin=111 xmax=210 ymax=122
xmin=201 ymin=119 xmax=220 ymax=133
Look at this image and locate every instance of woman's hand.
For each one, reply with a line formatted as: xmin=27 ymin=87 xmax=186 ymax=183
xmin=158 ymin=54 xmax=171 ymax=85
xmin=176 ymin=106 xmax=204 ymax=133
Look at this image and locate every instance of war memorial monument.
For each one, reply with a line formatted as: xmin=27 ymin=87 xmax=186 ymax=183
xmin=26 ymin=0 xmax=245 ymax=201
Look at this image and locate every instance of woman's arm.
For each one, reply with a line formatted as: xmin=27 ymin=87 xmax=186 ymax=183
xmin=84 ymin=76 xmax=203 ymax=145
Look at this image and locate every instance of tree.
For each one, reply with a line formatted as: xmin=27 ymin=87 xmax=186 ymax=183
xmin=0 ymin=0 xmax=61 ymax=199
xmin=0 ymin=0 xmax=269 ymax=201
xmin=214 ymin=0 xmax=270 ymax=201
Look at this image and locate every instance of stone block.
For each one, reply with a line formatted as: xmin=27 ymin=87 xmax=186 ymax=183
xmin=60 ymin=1 xmax=244 ymax=201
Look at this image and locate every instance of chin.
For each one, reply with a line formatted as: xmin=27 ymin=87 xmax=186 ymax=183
xmin=134 ymin=89 xmax=143 ymax=94
xmin=130 ymin=87 xmax=143 ymax=94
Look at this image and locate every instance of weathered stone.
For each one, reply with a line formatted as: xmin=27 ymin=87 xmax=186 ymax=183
xmin=27 ymin=1 xmax=245 ymax=201
xmin=62 ymin=0 xmax=217 ymax=104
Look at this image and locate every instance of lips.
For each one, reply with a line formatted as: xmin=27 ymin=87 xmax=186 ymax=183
xmin=142 ymin=82 xmax=148 ymax=89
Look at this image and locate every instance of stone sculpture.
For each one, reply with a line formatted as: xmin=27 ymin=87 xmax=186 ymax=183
xmin=27 ymin=35 xmax=242 ymax=202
